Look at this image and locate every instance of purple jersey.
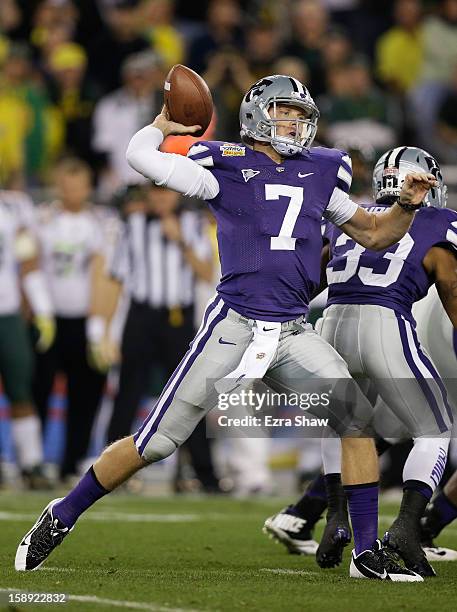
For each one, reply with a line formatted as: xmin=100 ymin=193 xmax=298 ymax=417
xmin=188 ymin=141 xmax=352 ymax=321
xmin=326 ymin=204 xmax=457 ymax=321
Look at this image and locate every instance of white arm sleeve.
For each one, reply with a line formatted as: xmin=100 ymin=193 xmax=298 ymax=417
xmin=323 ymin=186 xmax=358 ymax=226
xmin=126 ymin=126 xmax=220 ymax=200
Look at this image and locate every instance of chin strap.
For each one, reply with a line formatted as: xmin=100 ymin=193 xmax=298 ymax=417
xmin=271 ymin=139 xmax=303 ymax=157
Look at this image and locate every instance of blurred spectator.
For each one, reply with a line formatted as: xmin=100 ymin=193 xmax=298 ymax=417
xmin=321 ymin=27 xmax=354 ymax=75
xmin=435 ymin=64 xmax=457 ymax=163
xmin=272 ymin=56 xmax=310 ymax=85
xmin=0 ymin=42 xmax=52 ymax=186
xmin=47 ymin=42 xmax=99 ymax=167
xmin=0 ymin=53 xmax=30 ymax=188
xmin=0 ymin=0 xmax=22 ymax=36
xmin=376 ymin=0 xmax=424 ymax=94
xmin=0 ymin=187 xmax=54 ymax=489
xmin=188 ymin=0 xmax=243 ymax=75
xmin=421 ymin=0 xmax=457 ymax=84
xmin=285 ymin=0 xmax=329 ymax=96
xmin=139 ymin=0 xmax=184 ymax=69
xmin=92 ymin=50 xmax=162 ymax=195
xmin=244 ymin=23 xmax=283 ymax=82
xmin=33 ymin=158 xmax=107 ymax=481
xmin=87 ymin=0 xmax=149 ymax=93
xmin=29 ymin=0 xmax=77 ymax=55
xmin=319 ymin=58 xmax=397 ymax=152
xmin=410 ymin=0 xmax=457 ymax=150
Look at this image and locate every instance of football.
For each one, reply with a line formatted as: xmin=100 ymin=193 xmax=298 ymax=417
xmin=164 ymin=64 xmax=213 ymax=136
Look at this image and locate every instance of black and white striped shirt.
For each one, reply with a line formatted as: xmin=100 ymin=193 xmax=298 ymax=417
xmin=110 ymin=210 xmax=212 ymax=308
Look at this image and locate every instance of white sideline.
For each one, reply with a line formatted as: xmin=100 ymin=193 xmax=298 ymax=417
xmin=0 ymin=511 xmax=200 ymax=523
xmin=260 ymin=568 xmax=319 ymax=576
xmin=0 ymin=589 xmax=201 ymax=612
xmin=2 ymin=510 xmax=457 ymax=531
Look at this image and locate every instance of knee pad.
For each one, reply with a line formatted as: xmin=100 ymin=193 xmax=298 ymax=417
xmin=139 ymin=432 xmax=178 ymax=463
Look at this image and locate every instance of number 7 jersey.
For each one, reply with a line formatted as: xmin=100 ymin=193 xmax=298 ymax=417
xmin=326 ymin=204 xmax=457 ymax=321
xmin=187 ymin=140 xmax=356 ymax=321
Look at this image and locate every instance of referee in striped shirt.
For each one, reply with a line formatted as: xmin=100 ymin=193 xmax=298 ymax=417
xmin=95 ymin=183 xmax=221 ymax=492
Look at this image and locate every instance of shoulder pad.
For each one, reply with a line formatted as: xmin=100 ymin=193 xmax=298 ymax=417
xmin=418 ymin=207 xmax=457 ymax=250
xmin=310 ymin=147 xmax=352 ymax=194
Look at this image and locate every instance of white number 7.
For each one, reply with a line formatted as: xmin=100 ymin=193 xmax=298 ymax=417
xmin=266 ymin=184 xmax=303 ymax=251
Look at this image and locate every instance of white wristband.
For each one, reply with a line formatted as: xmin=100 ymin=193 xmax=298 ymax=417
xmin=86 ymin=315 xmax=107 ymax=343
xmin=22 ymin=270 xmax=54 ymax=317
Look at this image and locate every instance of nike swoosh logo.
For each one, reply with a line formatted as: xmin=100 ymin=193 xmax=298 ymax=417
xmin=298 ymin=172 xmax=314 ymax=178
xmin=263 ymin=327 xmax=276 ymax=332
xmin=360 ymin=563 xmax=387 ymax=579
xmin=218 ymin=337 xmax=236 ymax=345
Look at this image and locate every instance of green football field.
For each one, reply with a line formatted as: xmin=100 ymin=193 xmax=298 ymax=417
xmin=1 ymin=492 xmax=457 ymax=612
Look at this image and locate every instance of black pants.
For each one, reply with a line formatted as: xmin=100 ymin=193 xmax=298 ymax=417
xmin=33 ymin=317 xmax=106 ymax=478
xmin=107 ymin=301 xmax=218 ymax=488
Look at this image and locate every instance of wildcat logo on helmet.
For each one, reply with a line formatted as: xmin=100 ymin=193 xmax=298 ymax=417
xmin=220 ymin=144 xmax=246 ymax=157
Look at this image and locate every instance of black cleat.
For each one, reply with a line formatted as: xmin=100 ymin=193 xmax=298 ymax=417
xmin=383 ymin=519 xmax=436 ymax=577
xmin=420 ymin=503 xmax=457 ymax=561
xmin=15 ymin=498 xmax=71 ymax=571
xmin=316 ymin=515 xmax=352 ymax=568
xmin=263 ymin=506 xmax=319 ymax=555
xmin=350 ymin=539 xmax=423 ymax=581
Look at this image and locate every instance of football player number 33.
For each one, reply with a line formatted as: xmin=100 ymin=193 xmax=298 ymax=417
xmin=327 ymin=232 xmax=414 ymax=287
xmin=265 ymin=184 xmax=415 ymax=288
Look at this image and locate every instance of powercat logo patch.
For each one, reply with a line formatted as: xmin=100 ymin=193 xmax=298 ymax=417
xmin=220 ymin=144 xmax=246 ymax=157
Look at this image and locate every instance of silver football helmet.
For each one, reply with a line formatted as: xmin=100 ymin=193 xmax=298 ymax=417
xmin=239 ymin=75 xmax=319 ymax=156
xmin=373 ymin=146 xmax=447 ymax=208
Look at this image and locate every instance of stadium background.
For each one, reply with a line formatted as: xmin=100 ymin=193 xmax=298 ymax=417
xmin=1 ymin=0 xmax=457 ymax=495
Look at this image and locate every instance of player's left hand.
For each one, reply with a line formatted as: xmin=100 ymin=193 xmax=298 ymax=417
xmin=34 ymin=315 xmax=56 ymax=353
xmin=399 ymin=172 xmax=438 ymax=207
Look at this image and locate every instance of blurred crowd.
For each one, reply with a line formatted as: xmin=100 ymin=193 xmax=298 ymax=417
xmin=1 ymin=0 xmax=457 ymax=494
xmin=0 ymin=0 xmax=457 ymax=193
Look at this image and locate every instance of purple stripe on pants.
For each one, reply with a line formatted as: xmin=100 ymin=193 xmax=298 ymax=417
xmin=134 ymin=295 xmax=221 ymax=442
xmin=135 ymin=302 xmax=229 ymax=456
xmin=396 ymin=313 xmax=447 ymax=433
xmin=410 ymin=324 xmax=453 ymax=424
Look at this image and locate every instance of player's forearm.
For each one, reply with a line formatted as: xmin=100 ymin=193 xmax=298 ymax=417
xmin=126 ymin=126 xmax=219 ymax=200
xmin=366 ymin=204 xmax=416 ymax=250
xmin=89 ymin=253 xmax=122 ymax=324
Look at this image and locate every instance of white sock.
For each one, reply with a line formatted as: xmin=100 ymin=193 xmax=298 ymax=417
xmin=403 ymin=436 xmax=450 ymax=492
xmin=11 ymin=415 xmax=44 ymax=469
xmin=321 ymin=432 xmax=342 ymax=475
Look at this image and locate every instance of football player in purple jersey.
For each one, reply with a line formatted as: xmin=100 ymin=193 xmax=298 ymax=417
xmin=15 ymin=76 xmax=435 ymax=580
xmin=264 ymin=146 xmax=457 ymax=578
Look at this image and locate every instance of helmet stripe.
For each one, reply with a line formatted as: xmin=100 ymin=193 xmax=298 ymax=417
xmin=289 ymin=77 xmax=299 ymax=93
xmin=393 ymin=146 xmax=408 ymax=168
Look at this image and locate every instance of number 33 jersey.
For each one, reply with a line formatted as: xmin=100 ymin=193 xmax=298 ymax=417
xmin=325 ymin=204 xmax=457 ymax=321
xmin=187 ymin=141 xmax=356 ymax=321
